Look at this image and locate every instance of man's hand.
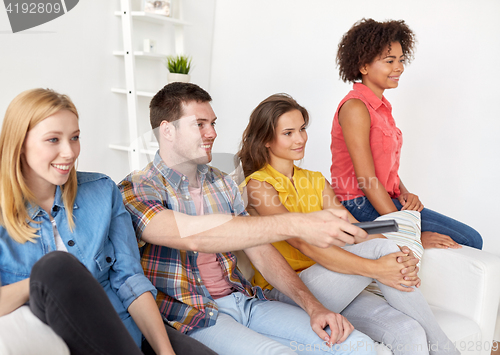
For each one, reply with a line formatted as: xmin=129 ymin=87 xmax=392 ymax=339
xmin=398 ymin=193 xmax=424 ymax=212
xmin=309 ymin=304 xmax=354 ymax=345
xmin=293 ymin=209 xmax=367 ymax=249
xmin=372 ymin=251 xmax=419 ymax=291
xmin=421 ymin=231 xmax=461 ymax=249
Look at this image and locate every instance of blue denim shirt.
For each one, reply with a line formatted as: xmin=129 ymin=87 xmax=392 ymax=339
xmin=0 ymin=172 xmax=157 ymax=347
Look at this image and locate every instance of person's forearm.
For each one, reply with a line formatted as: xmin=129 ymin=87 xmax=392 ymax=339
xmin=359 ymin=176 xmax=398 ymax=215
xmin=142 ymin=209 xmax=360 ymax=253
xmin=143 ymin=211 xmax=294 ymax=252
xmin=0 ymin=278 xmax=30 ymax=317
xmin=399 ymin=180 xmax=409 ymax=195
xmin=289 ymin=238 xmax=418 ymax=290
xmin=128 ymin=292 xmax=175 ymax=355
xmin=288 ymin=239 xmax=379 ymax=278
xmin=246 ymin=244 xmax=324 ymax=316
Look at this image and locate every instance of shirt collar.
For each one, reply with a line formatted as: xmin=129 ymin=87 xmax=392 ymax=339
xmin=352 ymin=83 xmax=391 ymax=111
xmin=27 ymin=184 xmax=78 ymax=219
xmin=153 ymin=151 xmax=214 ymax=190
xmin=265 ymin=163 xmax=299 ymax=180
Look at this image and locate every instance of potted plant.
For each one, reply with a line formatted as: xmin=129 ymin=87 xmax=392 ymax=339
xmin=165 ymin=55 xmax=192 ymax=83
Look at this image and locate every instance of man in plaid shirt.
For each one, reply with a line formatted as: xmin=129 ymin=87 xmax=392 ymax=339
xmin=119 ymin=82 xmax=375 ymax=355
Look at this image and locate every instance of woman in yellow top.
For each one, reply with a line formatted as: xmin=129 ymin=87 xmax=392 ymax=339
xmin=237 ymin=93 xmax=458 ymax=355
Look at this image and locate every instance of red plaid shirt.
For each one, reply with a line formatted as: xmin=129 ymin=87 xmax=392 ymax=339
xmin=119 ymin=153 xmax=267 ymax=333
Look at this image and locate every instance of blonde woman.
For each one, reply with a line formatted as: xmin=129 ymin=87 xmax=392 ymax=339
xmin=0 ymin=88 xmax=216 ymax=355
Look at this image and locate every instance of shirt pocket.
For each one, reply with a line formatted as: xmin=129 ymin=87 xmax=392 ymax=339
xmin=94 ymin=240 xmax=116 ymax=279
xmin=381 ymin=127 xmax=398 ymax=154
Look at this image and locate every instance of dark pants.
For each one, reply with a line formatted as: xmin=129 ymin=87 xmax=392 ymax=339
xmin=29 ymin=251 xmax=216 ymax=355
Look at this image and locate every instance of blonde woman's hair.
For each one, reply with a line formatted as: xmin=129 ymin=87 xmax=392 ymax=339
xmin=0 ymin=88 xmax=79 ymax=243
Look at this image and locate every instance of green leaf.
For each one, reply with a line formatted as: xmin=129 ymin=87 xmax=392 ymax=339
xmin=165 ymin=55 xmax=192 ymax=74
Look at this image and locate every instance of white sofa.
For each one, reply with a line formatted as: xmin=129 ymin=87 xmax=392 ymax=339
xmin=236 ymin=246 xmax=500 ymax=355
xmin=1 ymin=247 xmax=499 ymax=355
xmin=0 ymin=305 xmax=70 ymax=355
xmin=419 ymin=247 xmax=500 ymax=355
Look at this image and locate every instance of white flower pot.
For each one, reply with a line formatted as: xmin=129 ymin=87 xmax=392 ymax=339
xmin=167 ymin=73 xmax=191 ymax=83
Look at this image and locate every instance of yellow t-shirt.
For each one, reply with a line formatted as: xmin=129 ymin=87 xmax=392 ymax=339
xmin=246 ymin=164 xmax=325 ymax=290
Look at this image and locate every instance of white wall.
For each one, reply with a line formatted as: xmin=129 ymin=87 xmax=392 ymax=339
xmin=1 ymin=0 xmax=499 ymax=255
xmin=0 ymin=0 xmax=215 ymax=183
xmin=208 ymin=0 xmax=500 ymax=254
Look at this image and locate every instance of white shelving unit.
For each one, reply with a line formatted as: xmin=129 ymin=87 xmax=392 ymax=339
xmin=111 ymin=0 xmax=190 ymax=170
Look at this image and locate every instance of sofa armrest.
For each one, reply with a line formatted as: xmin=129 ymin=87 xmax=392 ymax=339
xmin=419 ymin=247 xmax=500 ymax=347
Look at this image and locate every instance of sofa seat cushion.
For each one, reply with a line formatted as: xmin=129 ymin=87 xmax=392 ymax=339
xmin=0 ymin=306 xmax=69 ymax=355
xmin=430 ymin=305 xmax=481 ymax=343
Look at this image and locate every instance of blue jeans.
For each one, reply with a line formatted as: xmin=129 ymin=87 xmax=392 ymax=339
xmin=342 ymin=196 xmax=483 ymax=249
xmin=187 ymin=292 xmax=376 ymax=355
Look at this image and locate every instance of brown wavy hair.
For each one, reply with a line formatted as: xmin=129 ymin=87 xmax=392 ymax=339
xmin=237 ymin=93 xmax=309 ymax=178
xmin=0 ymin=88 xmax=78 ymax=243
xmin=337 ymin=18 xmax=416 ymax=83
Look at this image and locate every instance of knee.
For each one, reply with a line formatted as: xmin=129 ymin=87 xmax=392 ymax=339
xmin=450 ymin=228 xmax=483 ymax=249
xmin=31 ymin=251 xmax=83 ymax=283
xmin=365 ymin=238 xmax=401 ymax=258
xmin=468 ymin=230 xmax=483 ymax=250
xmin=343 ymin=330 xmax=377 ymax=355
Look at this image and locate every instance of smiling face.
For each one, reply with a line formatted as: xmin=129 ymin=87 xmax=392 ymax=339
xmin=21 ymin=109 xmax=80 ymax=194
xmin=266 ymin=109 xmax=307 ymax=167
xmin=170 ymin=100 xmax=217 ymax=166
xmin=360 ymin=41 xmax=405 ymax=98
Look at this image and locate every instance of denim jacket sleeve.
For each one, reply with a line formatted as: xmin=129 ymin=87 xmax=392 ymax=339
xmin=105 ymin=179 xmax=157 ymax=309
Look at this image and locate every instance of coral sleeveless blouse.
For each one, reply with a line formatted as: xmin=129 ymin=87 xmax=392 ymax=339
xmin=330 ymin=83 xmax=403 ymax=201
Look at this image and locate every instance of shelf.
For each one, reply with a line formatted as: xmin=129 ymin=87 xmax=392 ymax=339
xmin=111 ymin=88 xmax=156 ymax=98
xmin=114 ymin=11 xmax=190 ymax=26
xmin=109 ymin=143 xmax=157 ymax=156
xmin=113 ymin=51 xmax=166 ymax=59
xmin=113 ymin=0 xmax=188 ymax=170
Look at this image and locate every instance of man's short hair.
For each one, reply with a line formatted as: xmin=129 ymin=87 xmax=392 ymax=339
xmin=150 ymin=82 xmax=212 ymax=133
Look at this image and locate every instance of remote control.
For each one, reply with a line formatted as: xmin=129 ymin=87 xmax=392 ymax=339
xmin=353 ymin=220 xmax=399 ymax=235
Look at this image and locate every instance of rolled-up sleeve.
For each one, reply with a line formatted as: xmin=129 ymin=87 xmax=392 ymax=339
xmin=119 ymin=177 xmax=166 ymax=244
xmin=225 ymin=175 xmax=249 ymax=217
xmin=117 ymin=273 xmax=157 ymax=310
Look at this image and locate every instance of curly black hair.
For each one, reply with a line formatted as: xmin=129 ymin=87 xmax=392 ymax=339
xmin=336 ymin=18 xmax=416 ymax=83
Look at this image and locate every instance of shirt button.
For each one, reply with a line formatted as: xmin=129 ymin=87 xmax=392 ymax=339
xmin=193 ymin=251 xmax=198 ymax=254
xmin=184 ymin=195 xmax=190 ymax=200
xmin=197 ymin=278 xmax=201 ymax=282
xmin=106 ymin=256 xmax=112 ymax=263
xmin=181 ymin=176 xmax=186 ymax=181
xmin=209 ymin=312 xmax=214 ymax=316
xmin=68 ymin=240 xmax=75 ymax=246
